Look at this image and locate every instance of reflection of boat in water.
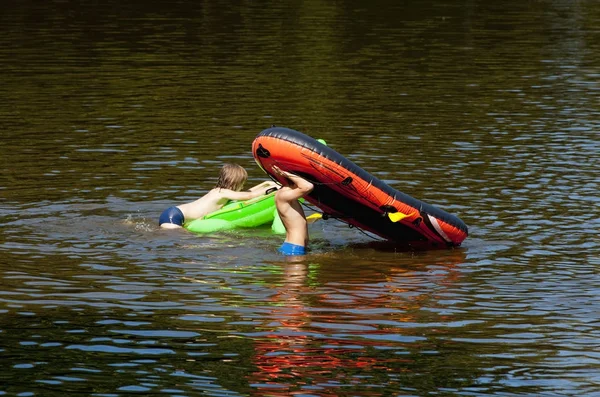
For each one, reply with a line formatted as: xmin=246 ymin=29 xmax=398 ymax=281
xmin=185 ymin=191 xmax=278 ymax=233
xmin=248 ymin=262 xmax=384 ymax=396
xmin=247 ymin=251 xmax=466 ymax=395
xmin=253 ymin=126 xmax=468 ymax=248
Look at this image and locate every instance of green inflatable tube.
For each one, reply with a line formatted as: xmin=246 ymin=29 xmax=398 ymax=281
xmin=185 ymin=192 xmax=280 ymax=234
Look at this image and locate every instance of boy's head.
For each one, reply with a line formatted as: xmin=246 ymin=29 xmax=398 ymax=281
xmin=216 ymin=163 xmax=248 ymax=191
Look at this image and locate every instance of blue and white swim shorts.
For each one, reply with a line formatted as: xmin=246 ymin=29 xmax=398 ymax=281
xmin=278 ymin=242 xmax=306 ymax=256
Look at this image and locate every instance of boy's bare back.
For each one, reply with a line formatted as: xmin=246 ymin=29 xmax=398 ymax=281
xmin=177 ymin=188 xmax=233 ymax=220
xmin=159 ymin=163 xmax=279 ymax=229
xmin=180 ymin=182 xmax=278 ymax=221
xmin=160 ymin=180 xmax=278 ymax=229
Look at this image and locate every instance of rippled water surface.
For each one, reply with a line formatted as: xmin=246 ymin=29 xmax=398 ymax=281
xmin=1 ymin=1 xmax=599 ymax=396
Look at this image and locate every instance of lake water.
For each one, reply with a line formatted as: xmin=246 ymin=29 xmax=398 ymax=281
xmin=1 ymin=1 xmax=599 ymax=396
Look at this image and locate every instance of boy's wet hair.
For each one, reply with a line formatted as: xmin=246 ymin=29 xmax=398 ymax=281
xmin=215 ymin=163 xmax=248 ymax=191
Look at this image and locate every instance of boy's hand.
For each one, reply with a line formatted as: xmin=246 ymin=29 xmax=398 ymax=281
xmin=272 ymin=165 xmax=283 ymax=176
xmin=272 ymin=165 xmax=292 ymax=178
xmin=272 ymin=165 xmax=313 ymax=195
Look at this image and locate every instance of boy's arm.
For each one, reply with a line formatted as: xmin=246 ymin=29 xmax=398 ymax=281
xmin=218 ymin=188 xmax=271 ymax=202
xmin=272 ymin=166 xmax=314 ymax=200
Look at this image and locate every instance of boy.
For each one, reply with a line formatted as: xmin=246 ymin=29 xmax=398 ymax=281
xmin=159 ymin=163 xmax=278 ymax=229
xmin=272 ymin=165 xmax=314 ymax=256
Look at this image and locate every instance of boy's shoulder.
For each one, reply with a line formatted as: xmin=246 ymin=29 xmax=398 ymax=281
xmin=206 ymin=188 xmax=240 ymax=202
xmin=208 ymin=187 xmax=233 ymax=195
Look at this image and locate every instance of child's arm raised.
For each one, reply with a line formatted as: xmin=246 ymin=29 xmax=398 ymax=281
xmin=272 ymin=166 xmax=314 ymax=200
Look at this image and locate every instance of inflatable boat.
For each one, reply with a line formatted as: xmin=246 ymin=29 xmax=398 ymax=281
xmin=252 ymin=127 xmax=468 ymax=247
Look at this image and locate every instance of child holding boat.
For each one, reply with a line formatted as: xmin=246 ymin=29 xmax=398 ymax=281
xmin=271 ymin=165 xmax=314 ymax=256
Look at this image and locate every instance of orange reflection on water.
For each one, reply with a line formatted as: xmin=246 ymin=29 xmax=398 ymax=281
xmin=247 ymin=249 xmax=466 ymax=395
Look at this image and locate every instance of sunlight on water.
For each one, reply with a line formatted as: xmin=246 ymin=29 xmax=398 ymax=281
xmin=1 ymin=0 xmax=599 ymax=396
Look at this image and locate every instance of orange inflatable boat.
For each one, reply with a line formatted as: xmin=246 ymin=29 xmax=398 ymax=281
xmin=252 ymin=127 xmax=468 ymax=248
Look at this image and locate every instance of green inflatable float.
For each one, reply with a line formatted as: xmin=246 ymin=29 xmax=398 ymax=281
xmin=184 ymin=191 xmax=287 ymax=234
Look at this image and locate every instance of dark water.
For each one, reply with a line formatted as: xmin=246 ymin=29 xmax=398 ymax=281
xmin=1 ymin=1 xmax=599 ymax=396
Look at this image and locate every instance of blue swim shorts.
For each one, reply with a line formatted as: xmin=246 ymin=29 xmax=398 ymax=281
xmin=279 ymin=242 xmax=306 ymax=256
xmin=159 ymin=206 xmax=185 ymax=226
